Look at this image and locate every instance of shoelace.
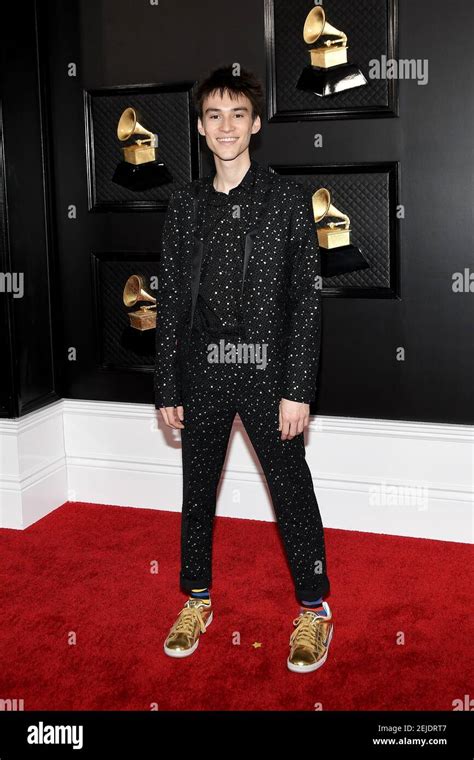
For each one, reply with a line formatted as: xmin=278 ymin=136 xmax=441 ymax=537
xmin=290 ymin=611 xmax=328 ymax=653
xmin=171 ymin=601 xmax=208 ymax=637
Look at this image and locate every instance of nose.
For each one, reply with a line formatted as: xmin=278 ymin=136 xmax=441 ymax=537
xmin=219 ymin=114 xmax=235 ymax=132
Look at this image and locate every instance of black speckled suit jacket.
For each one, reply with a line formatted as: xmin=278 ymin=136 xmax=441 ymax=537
xmin=154 ymin=160 xmax=322 ymax=408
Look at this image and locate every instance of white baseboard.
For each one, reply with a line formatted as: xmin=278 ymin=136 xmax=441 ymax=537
xmin=1 ymin=399 xmax=472 ymax=542
xmin=0 ymin=401 xmax=68 ymax=529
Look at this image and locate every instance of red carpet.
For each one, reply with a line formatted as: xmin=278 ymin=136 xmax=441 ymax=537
xmin=0 ymin=502 xmax=472 ymax=711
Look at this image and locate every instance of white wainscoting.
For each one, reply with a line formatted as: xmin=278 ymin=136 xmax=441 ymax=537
xmin=0 ymin=401 xmax=68 ymax=530
xmin=0 ymin=399 xmax=472 ymax=543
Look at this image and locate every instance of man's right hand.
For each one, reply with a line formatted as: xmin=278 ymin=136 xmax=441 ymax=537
xmin=159 ymin=405 xmax=185 ymax=429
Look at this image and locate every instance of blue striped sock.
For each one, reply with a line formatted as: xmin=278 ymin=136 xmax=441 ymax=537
xmin=190 ymin=587 xmax=211 ymax=604
xmin=300 ymin=596 xmax=327 ymax=616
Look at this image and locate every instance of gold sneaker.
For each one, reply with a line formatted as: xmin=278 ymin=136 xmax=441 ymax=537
xmin=163 ymin=598 xmax=213 ymax=658
xmin=287 ymin=601 xmax=333 ymax=673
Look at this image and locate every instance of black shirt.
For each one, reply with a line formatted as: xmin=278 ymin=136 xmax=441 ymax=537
xmin=193 ymin=160 xmax=257 ymax=340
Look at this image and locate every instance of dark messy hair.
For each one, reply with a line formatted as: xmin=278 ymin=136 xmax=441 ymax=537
xmin=193 ymin=65 xmax=264 ymax=123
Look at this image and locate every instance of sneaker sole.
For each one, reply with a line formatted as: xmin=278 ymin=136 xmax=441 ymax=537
xmin=163 ymin=610 xmax=213 ymax=658
xmin=287 ymin=622 xmax=333 ymax=673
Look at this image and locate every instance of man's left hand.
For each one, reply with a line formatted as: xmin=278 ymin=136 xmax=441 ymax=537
xmin=278 ymin=398 xmax=310 ymax=440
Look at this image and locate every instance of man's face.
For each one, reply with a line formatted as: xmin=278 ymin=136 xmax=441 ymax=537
xmin=197 ymin=89 xmax=261 ymax=161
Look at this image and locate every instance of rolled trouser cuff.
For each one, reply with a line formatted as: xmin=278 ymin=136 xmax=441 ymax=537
xmin=296 ymin=577 xmax=330 ymax=604
xmin=180 ymin=571 xmax=212 ymax=593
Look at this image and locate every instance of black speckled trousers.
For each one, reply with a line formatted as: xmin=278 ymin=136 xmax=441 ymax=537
xmin=179 ymin=328 xmax=330 ymax=604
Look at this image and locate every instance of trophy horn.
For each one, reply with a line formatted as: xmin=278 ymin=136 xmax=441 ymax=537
xmin=117 ymin=107 xmax=158 ymax=148
xmin=123 ymin=275 xmax=157 ymax=331
xmin=123 ymin=274 xmax=156 ymax=308
xmin=312 ymin=188 xmax=350 ymax=229
xmin=303 ymin=7 xmax=347 ymax=48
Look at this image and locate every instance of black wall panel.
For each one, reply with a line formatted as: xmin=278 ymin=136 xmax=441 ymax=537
xmin=2 ymin=0 xmax=473 ymax=424
xmin=0 ymin=1 xmax=59 ymax=417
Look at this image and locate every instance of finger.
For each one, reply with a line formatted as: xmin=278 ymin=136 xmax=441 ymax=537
xmin=287 ymin=419 xmax=298 ymax=440
xmin=280 ymin=417 xmax=286 ymax=439
xmin=159 ymin=407 xmax=170 ymax=426
xmin=169 ymin=408 xmax=185 ymax=429
xmin=278 ymin=404 xmax=282 ymax=431
xmin=280 ymin=418 xmax=291 ymax=440
xmin=163 ymin=407 xmax=181 ymax=429
xmin=177 ymin=405 xmax=185 ymax=422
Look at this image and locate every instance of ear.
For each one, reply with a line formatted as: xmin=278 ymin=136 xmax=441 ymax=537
xmin=251 ymin=115 xmax=262 ymax=135
xmin=197 ymin=117 xmax=205 ymax=136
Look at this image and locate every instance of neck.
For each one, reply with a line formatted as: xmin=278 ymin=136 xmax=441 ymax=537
xmin=212 ymin=152 xmax=252 ymax=194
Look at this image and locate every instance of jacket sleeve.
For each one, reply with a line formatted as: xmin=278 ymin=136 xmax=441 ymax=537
xmin=154 ymin=190 xmax=183 ymax=408
xmin=280 ymin=185 xmax=322 ymax=405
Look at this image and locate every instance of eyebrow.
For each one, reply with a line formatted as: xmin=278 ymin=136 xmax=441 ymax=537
xmin=204 ymin=106 xmax=249 ymax=114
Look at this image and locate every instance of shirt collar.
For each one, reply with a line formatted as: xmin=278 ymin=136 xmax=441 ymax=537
xmin=208 ymin=158 xmax=258 ymax=196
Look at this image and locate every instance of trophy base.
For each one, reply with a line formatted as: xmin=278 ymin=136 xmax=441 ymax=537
xmin=296 ymin=63 xmax=368 ymax=97
xmin=128 ymin=308 xmax=156 ymax=331
xmin=321 ymin=244 xmax=370 ymax=277
xmin=112 ymin=160 xmax=172 ymax=191
xmin=318 ymin=227 xmax=351 ymax=248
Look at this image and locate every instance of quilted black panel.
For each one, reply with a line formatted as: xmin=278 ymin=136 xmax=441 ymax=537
xmin=85 ymin=83 xmax=199 ymax=211
xmin=272 ymin=164 xmax=398 ymax=293
xmin=91 ymin=252 xmax=159 ymax=370
xmin=266 ymin=0 xmax=398 ymax=119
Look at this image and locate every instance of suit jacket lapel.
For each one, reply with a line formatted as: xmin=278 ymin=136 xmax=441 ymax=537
xmin=189 ymin=179 xmax=209 ymax=331
xmin=240 ymin=166 xmax=273 ymax=299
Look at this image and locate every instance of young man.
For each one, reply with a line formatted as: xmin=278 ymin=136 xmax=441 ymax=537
xmin=154 ymin=66 xmax=333 ymax=673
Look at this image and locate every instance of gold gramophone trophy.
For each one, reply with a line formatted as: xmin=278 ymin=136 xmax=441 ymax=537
xmin=296 ymin=6 xmax=367 ymax=96
xmin=112 ymin=107 xmax=172 ymax=190
xmin=313 ymin=188 xmax=351 ymax=248
xmin=312 ymin=188 xmax=369 ymax=276
xmin=123 ymin=274 xmax=157 ymax=330
xmin=118 ymin=107 xmax=158 ymax=165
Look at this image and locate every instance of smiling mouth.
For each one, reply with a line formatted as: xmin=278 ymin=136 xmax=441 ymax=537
xmin=216 ymin=137 xmax=238 ymax=142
